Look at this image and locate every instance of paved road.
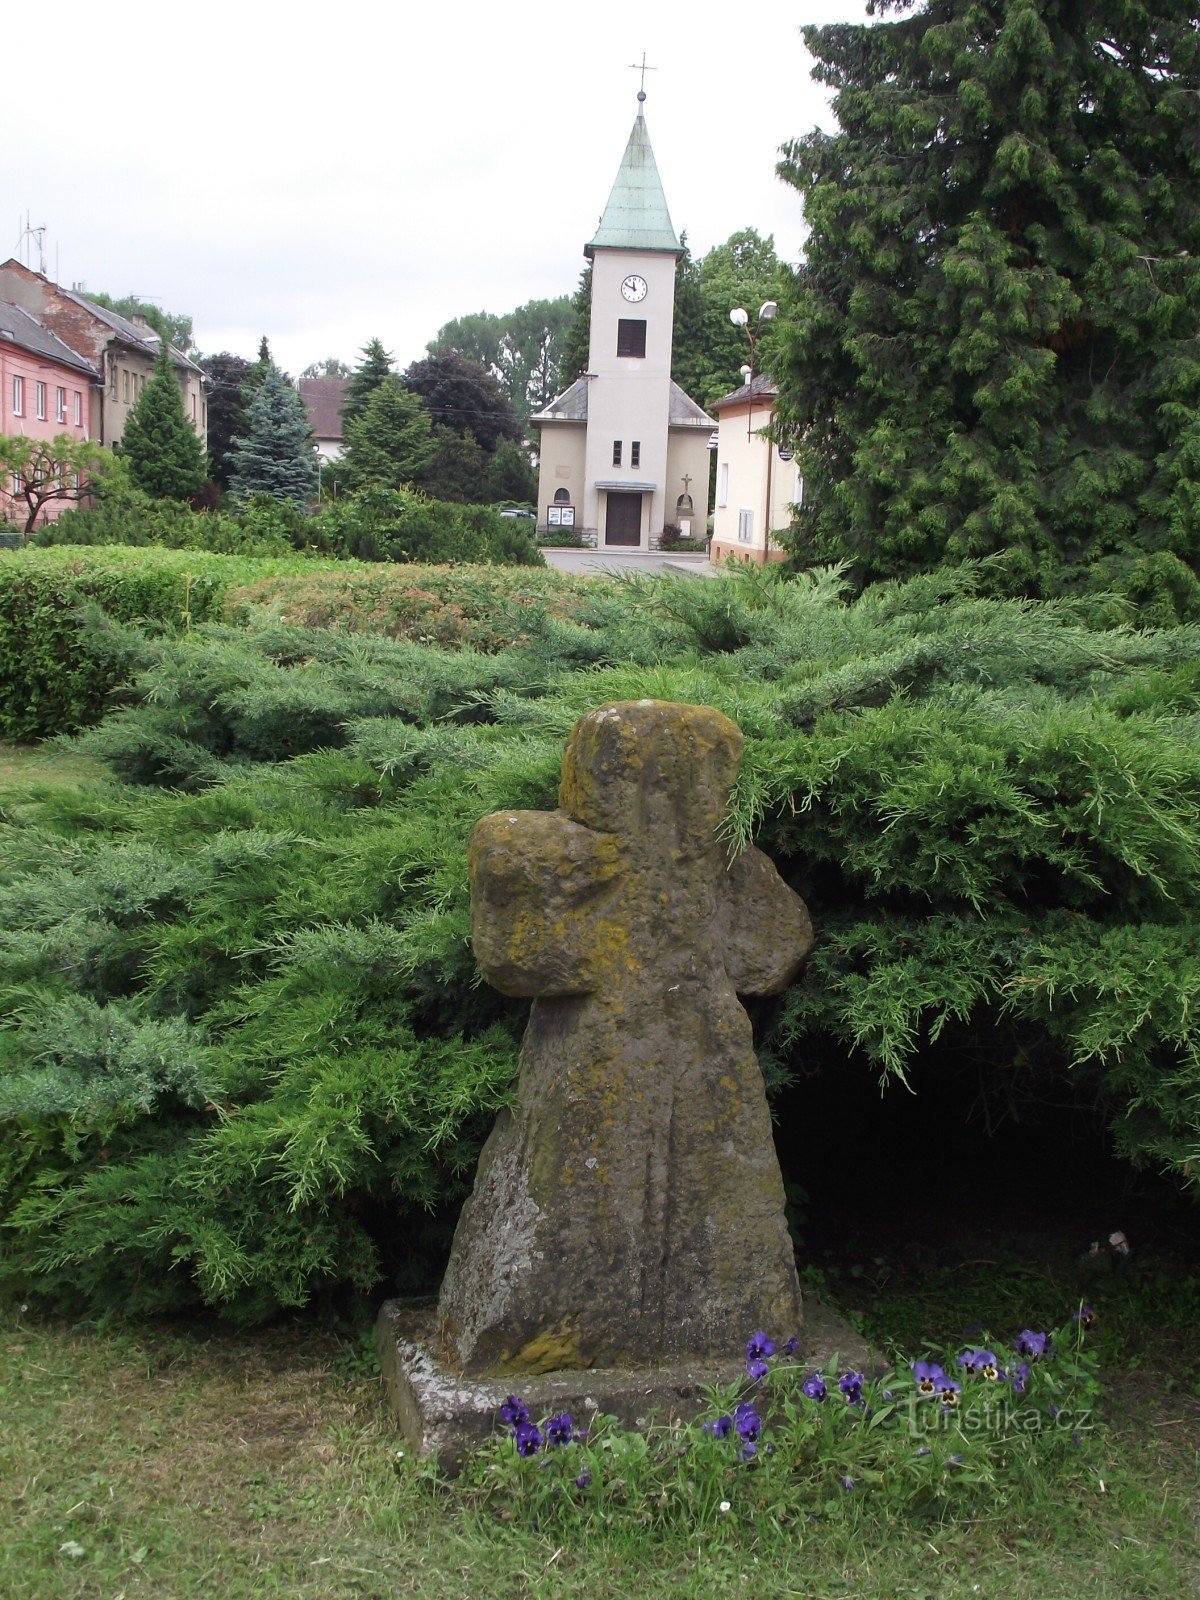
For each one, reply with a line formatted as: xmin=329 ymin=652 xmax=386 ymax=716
xmin=541 ymin=548 xmax=719 ymax=579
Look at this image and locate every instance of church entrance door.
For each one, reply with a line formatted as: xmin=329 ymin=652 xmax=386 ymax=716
xmin=605 ymin=492 xmax=642 ymax=547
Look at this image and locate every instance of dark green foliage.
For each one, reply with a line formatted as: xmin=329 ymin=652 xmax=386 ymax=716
xmin=4 ymin=562 xmax=1200 ymax=1323
xmin=199 ymin=351 xmax=254 ymax=489
xmin=229 ymin=368 xmax=318 ymax=505
xmin=557 ymin=264 xmax=592 ymax=385
xmin=402 ymin=350 xmax=521 ymax=454
xmin=85 ymin=292 xmax=194 ymax=353
xmin=120 ymin=347 xmax=206 ymax=503
xmin=37 ymin=480 xmax=301 ymax=557
xmin=774 ymin=0 xmax=1200 ymax=592
xmin=306 ymin=487 xmax=543 ymax=566
xmin=342 ymin=338 xmax=395 ymax=430
xmin=672 ymin=229 xmax=786 ymax=409
xmin=339 ymin=379 xmax=435 ymax=493
xmin=428 ymin=296 xmax=573 ymax=423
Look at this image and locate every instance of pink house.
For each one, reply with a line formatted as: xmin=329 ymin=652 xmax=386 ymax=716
xmin=0 ymin=299 xmax=100 ymax=526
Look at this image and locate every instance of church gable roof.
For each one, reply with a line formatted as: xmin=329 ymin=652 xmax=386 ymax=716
xmin=531 ymin=376 xmax=714 ymax=429
xmin=586 ymin=110 xmax=680 ymax=257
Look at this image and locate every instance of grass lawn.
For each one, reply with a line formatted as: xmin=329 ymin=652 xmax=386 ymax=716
xmin=1 ymin=1303 xmax=1196 ymax=1600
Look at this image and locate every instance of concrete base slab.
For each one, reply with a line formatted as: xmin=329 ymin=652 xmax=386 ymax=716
xmin=377 ymin=1296 xmax=880 ymax=1474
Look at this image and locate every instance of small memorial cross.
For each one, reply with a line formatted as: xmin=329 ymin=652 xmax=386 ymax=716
xmin=437 ymin=700 xmax=814 ymax=1376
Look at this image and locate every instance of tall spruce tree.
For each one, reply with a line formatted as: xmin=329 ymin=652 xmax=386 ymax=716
xmin=774 ymin=0 xmax=1200 ymax=592
xmin=342 ymin=338 xmax=395 ymax=430
xmin=120 ymin=346 xmax=206 ymax=502
xmin=339 ymin=375 xmax=435 ymax=493
xmin=229 ymin=366 xmax=318 ymax=504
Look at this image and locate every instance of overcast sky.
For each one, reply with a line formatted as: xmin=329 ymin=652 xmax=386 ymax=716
xmin=7 ymin=0 xmax=865 ymax=377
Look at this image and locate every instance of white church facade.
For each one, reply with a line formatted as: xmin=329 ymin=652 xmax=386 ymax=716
xmin=532 ymin=99 xmax=715 ymax=549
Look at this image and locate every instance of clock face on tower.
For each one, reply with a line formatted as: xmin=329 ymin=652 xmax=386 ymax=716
xmin=620 ymin=274 xmax=648 ymax=303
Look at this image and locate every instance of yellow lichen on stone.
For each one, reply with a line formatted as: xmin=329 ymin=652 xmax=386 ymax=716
xmin=501 ymin=1323 xmax=590 ymax=1374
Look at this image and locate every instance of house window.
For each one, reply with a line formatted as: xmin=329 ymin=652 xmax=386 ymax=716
xmin=738 ymin=509 xmax=754 ymax=543
xmin=11 ymin=376 xmax=23 ymax=416
xmin=36 ymin=381 xmax=46 ymax=420
xmin=630 ymin=441 xmax=641 ymax=468
xmin=109 ymin=363 xmax=117 ymax=399
xmin=616 ymin=319 xmax=646 ymax=358
xmin=191 ymin=393 xmax=197 ymax=421
xmin=718 ymin=463 xmax=729 ymax=508
xmin=56 ymin=387 xmax=67 ymax=423
xmin=73 ymin=391 xmax=82 ymax=426
xmin=122 ymin=370 xmax=129 ymax=403
xmin=612 ymin=440 xmax=622 ymax=467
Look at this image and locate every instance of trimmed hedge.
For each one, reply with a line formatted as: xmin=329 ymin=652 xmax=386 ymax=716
xmin=0 ymin=547 xmax=605 ymax=740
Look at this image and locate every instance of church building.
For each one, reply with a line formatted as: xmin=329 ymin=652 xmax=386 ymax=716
xmin=532 ymin=96 xmax=715 ymax=549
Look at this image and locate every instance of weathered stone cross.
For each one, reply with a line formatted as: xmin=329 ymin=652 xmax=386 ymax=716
xmin=437 ymin=700 xmax=814 ymax=1377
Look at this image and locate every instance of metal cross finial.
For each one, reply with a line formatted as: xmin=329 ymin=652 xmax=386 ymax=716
xmin=681 ymin=474 xmax=693 ymax=495
xmin=629 ymin=53 xmax=657 ymax=99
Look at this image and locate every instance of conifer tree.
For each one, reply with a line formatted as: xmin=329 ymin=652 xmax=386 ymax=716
xmin=120 ymin=346 xmax=206 ymax=502
xmin=774 ymin=0 xmax=1200 ymax=592
xmin=339 ymin=375 xmax=435 ymax=493
xmin=228 ymin=366 xmax=318 ymax=504
xmin=342 ymin=338 xmax=395 ymax=430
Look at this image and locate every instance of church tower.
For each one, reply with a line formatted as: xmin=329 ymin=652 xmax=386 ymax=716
xmin=533 ymin=95 xmax=714 ymax=550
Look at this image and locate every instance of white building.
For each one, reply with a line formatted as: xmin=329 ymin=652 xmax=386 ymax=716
xmin=709 ymin=375 xmax=801 ymax=565
xmin=532 ymin=97 xmax=714 ymax=550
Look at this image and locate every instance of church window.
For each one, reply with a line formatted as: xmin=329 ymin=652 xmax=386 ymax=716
xmin=616 ymin=319 xmax=646 ymax=359
xmin=612 ymin=440 xmax=622 ymax=467
xmin=631 ymin=441 xmax=641 ymax=468
xmin=553 ymin=488 xmax=571 ymax=503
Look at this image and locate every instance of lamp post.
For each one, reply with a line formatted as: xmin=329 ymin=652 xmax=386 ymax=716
xmin=729 ymin=301 xmax=777 ymax=440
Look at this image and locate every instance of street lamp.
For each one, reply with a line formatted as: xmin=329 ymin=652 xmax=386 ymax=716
xmin=729 ymin=302 xmax=777 ymax=439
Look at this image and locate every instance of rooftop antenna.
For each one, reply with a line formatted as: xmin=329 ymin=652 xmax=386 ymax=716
xmin=628 ymin=52 xmax=657 ymax=105
xmin=15 ymin=213 xmax=47 ymax=276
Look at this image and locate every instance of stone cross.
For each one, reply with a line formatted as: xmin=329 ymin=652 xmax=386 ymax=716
xmin=437 ymin=700 xmax=814 ymax=1377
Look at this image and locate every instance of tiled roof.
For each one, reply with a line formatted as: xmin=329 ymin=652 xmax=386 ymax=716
xmin=586 ymin=109 xmax=680 ymax=256
xmin=299 ymin=377 xmax=348 ymax=440
xmin=532 ymin=377 xmax=714 ymax=429
xmin=62 ymin=290 xmax=205 ymax=375
xmin=710 ymin=372 xmax=778 ymax=411
xmin=0 ymin=300 xmax=99 ymax=378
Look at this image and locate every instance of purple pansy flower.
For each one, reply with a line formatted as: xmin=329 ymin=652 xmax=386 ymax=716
xmin=781 ymin=1336 xmax=800 ymax=1357
xmin=746 ymin=1331 xmax=776 ymax=1362
xmin=734 ymin=1401 xmax=762 ymax=1443
xmin=1074 ymin=1304 xmax=1097 ymax=1329
xmin=545 ymin=1413 xmax=573 ymax=1448
xmin=1009 ymin=1361 xmax=1030 ymax=1394
xmin=740 ymin=1441 xmax=758 ymax=1461
xmin=1015 ymin=1330 xmax=1049 ymax=1361
xmin=705 ymin=1414 xmax=733 ymax=1438
xmin=957 ymin=1348 xmax=1002 ymax=1381
xmin=514 ymin=1421 xmax=543 ymax=1457
xmin=801 ymin=1373 xmax=827 ymax=1401
xmin=747 ymin=1357 xmax=771 ymax=1382
xmin=936 ymin=1375 xmax=962 ymax=1406
xmin=499 ymin=1395 xmax=529 ymax=1427
xmin=838 ymin=1474 xmax=855 ymax=1490
xmin=839 ymin=1370 xmax=865 ymax=1404
xmin=576 ymin=1469 xmax=592 ymax=1489
xmin=912 ymin=1360 xmax=947 ymax=1396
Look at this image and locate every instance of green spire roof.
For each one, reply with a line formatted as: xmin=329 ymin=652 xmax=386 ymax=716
xmin=586 ymin=108 xmax=680 ymax=256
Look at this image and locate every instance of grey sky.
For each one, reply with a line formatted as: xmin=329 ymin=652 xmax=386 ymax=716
xmin=7 ymin=0 xmax=862 ymax=376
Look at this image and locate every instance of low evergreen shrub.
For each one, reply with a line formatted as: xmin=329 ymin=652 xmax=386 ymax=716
xmin=1 ymin=563 xmax=1198 ymax=1321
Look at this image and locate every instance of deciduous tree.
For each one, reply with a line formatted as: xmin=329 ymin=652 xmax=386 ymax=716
xmin=0 ymin=434 xmax=121 ymax=533
xmin=402 ymin=351 xmax=520 ymax=453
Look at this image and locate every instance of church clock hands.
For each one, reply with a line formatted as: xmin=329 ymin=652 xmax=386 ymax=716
xmin=620 ymin=274 xmax=648 ymax=302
